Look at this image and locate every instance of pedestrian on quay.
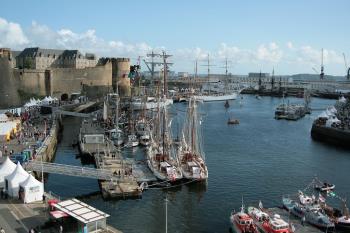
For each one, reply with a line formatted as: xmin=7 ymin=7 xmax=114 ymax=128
xmin=0 ymin=227 xmax=5 ymax=233
xmin=59 ymin=225 xmax=63 ymax=233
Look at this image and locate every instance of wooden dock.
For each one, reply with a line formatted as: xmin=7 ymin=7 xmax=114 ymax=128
xmin=95 ymin=151 xmax=142 ymax=199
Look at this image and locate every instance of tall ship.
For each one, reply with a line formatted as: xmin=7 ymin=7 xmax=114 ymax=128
xmin=178 ymin=98 xmax=208 ymax=181
xmin=146 ymin=98 xmax=182 ymax=181
xmin=193 ymin=55 xmax=242 ymax=102
xmin=146 ymin=52 xmax=182 ymax=181
xmin=311 ymin=96 xmax=350 ymax=147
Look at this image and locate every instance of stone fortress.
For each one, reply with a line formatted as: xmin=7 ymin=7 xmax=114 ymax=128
xmin=0 ymin=47 xmax=131 ymax=108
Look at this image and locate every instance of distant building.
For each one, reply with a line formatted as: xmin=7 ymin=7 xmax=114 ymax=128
xmin=248 ymin=72 xmax=270 ymax=78
xmin=178 ymin=72 xmax=188 ymax=78
xmin=16 ymin=47 xmax=98 ymax=70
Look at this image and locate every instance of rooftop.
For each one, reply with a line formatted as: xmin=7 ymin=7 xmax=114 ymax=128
xmin=53 ymin=198 xmax=110 ymax=224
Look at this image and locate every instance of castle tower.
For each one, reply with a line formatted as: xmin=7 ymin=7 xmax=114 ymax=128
xmin=112 ymin=58 xmax=130 ymax=94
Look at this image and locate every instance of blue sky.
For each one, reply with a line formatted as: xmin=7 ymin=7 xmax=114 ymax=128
xmin=1 ymin=0 xmax=349 ymax=75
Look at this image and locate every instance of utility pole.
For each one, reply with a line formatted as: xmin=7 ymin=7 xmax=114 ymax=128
xmin=165 ymin=194 xmax=168 ymax=233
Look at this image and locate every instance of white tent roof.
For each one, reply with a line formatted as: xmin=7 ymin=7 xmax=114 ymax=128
xmin=318 ymin=112 xmax=329 ymax=118
xmin=6 ymin=162 xmax=29 ymax=183
xmin=339 ymin=96 xmax=347 ymax=103
xmin=0 ymin=114 xmax=9 ymax=122
xmin=0 ymin=121 xmax=18 ymax=136
xmin=19 ymin=174 xmax=42 ymax=188
xmin=24 ymin=98 xmax=41 ymax=107
xmin=0 ymin=157 xmax=16 ymax=175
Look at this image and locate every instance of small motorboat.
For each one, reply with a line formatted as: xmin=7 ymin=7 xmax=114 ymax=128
xmin=224 ymin=100 xmax=230 ymax=108
xmin=228 ymin=118 xmax=239 ymax=125
xmin=139 ymin=134 xmax=151 ymax=146
xmin=315 ymin=182 xmax=335 ymax=192
xmin=255 ymin=95 xmax=262 ymax=100
xmin=125 ymin=134 xmax=139 ymax=147
xmin=248 ymin=206 xmax=291 ymax=233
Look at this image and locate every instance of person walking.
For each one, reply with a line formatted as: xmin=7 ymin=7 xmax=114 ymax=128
xmin=59 ymin=225 xmax=63 ymax=233
xmin=0 ymin=227 xmax=5 ymax=233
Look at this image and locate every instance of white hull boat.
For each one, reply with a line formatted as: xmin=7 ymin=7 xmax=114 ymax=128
xmin=132 ymin=98 xmax=173 ymax=110
xmin=193 ymin=93 xmax=238 ymax=102
xmin=125 ymin=134 xmax=139 ymax=147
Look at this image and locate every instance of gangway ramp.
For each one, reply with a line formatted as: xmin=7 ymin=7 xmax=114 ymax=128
xmin=25 ymin=161 xmax=116 ymax=180
xmin=54 ymin=110 xmax=91 ymax=118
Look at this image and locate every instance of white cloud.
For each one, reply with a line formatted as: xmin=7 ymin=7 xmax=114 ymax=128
xmin=256 ymin=43 xmax=283 ymax=63
xmin=294 ymin=46 xmax=343 ymax=66
xmin=0 ymin=17 xmax=28 ymax=48
xmin=0 ymin=17 xmax=346 ymax=75
xmin=175 ymin=47 xmax=209 ymax=61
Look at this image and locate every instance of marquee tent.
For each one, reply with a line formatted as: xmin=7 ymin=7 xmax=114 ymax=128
xmin=0 ymin=157 xmax=16 ymax=188
xmin=5 ymin=162 xmax=29 ymax=197
xmin=19 ymin=174 xmax=43 ymax=203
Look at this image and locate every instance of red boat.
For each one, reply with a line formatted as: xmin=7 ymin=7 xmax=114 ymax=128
xmin=248 ymin=206 xmax=292 ymax=233
xmin=230 ymin=206 xmax=259 ymax=233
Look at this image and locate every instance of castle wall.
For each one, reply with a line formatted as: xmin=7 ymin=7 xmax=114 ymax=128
xmin=0 ymin=60 xmax=112 ymax=108
xmin=14 ymin=69 xmax=47 ymax=96
xmin=0 ymin=58 xmax=21 ymax=108
xmin=49 ymin=62 xmax=112 ymax=98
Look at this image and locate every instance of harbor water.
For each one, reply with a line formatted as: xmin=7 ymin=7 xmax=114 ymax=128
xmin=45 ymin=95 xmax=350 ymax=233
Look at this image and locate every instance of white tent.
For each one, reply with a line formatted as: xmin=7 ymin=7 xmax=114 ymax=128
xmin=24 ymin=98 xmax=41 ymax=108
xmin=0 ymin=113 xmax=9 ymax=123
xmin=19 ymin=174 xmax=43 ymax=203
xmin=5 ymin=162 xmax=29 ymax=197
xmin=339 ymin=96 xmax=347 ymax=103
xmin=0 ymin=157 xmax=16 ymax=188
xmin=326 ymin=117 xmax=341 ymax=127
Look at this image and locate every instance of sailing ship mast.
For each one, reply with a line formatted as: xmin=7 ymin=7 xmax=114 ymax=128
xmin=207 ymin=54 xmax=211 ymax=95
xmin=320 ymin=48 xmax=324 ymax=80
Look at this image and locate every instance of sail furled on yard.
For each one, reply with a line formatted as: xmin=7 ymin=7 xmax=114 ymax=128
xmin=182 ymin=98 xmax=205 ymax=161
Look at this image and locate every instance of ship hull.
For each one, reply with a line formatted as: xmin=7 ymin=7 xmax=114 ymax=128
xmin=193 ymin=93 xmax=238 ymax=102
xmin=311 ymin=124 xmax=350 ymax=148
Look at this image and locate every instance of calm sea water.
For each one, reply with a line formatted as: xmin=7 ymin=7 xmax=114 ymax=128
xmin=45 ymin=95 xmax=350 ymax=233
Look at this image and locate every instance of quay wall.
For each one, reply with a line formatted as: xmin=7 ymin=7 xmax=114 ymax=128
xmin=34 ymin=118 xmax=61 ymax=180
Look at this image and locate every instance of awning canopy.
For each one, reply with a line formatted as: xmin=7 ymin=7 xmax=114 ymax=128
xmin=50 ymin=210 xmax=69 ymax=219
xmin=53 ymin=198 xmax=110 ymax=224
